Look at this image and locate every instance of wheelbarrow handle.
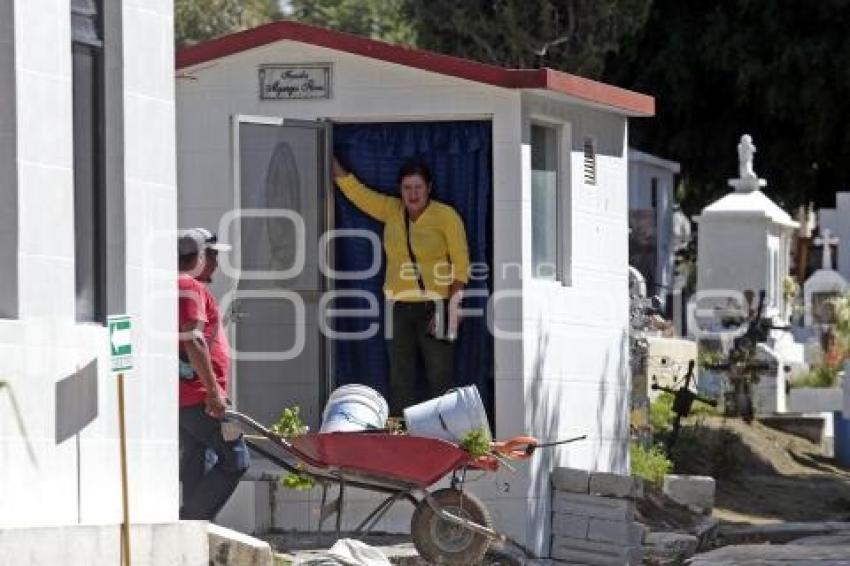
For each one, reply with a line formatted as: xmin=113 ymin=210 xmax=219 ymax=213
xmin=524 ymin=435 xmax=588 ymax=456
xmin=492 ymin=436 xmax=539 ymax=460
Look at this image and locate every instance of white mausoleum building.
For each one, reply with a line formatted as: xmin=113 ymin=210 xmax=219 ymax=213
xmin=0 ymin=1 xmax=204 ymax=562
xmin=627 ymin=149 xmax=681 ymax=308
xmin=176 ymin=21 xmax=654 ymax=555
xmin=696 ymin=135 xmax=798 ymax=320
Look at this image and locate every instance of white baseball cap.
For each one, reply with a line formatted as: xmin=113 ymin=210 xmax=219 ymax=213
xmin=178 ymin=228 xmax=231 ymax=257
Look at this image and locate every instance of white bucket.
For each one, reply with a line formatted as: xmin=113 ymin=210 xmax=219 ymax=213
xmin=320 ymin=384 xmax=389 ymax=433
xmin=403 ymin=386 xmax=491 ymax=443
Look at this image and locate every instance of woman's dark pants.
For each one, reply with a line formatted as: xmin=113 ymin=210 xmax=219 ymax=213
xmin=387 ymin=301 xmax=455 ymax=415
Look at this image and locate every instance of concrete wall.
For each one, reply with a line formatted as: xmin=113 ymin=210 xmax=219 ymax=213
xmin=177 ymin=40 xmax=631 ymax=556
xmin=515 ymin=93 xmax=631 ymax=555
xmin=0 ymin=0 xmax=178 ymax=529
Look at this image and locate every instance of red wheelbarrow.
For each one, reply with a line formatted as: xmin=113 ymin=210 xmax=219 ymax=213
xmin=224 ymin=410 xmax=549 ymax=565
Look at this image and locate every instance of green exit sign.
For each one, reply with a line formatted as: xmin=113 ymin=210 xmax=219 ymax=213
xmin=108 ymin=314 xmax=133 ymax=373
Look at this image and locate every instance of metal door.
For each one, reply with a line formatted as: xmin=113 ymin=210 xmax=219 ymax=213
xmin=226 ymin=115 xmax=332 ymax=429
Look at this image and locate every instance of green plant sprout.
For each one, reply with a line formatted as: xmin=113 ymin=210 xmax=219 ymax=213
xmin=460 ymin=428 xmax=491 ymax=458
xmin=271 ymin=406 xmax=314 ymax=491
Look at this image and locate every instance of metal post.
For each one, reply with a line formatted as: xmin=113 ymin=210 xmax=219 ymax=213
xmin=118 ymin=373 xmax=131 ymax=566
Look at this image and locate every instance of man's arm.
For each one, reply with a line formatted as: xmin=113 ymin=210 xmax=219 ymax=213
xmin=180 ymin=322 xmax=226 ymax=418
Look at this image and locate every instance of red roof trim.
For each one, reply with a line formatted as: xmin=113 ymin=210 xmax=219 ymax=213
xmin=176 ymin=20 xmax=654 ymax=117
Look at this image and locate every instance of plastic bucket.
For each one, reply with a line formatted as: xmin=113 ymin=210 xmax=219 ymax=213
xmin=320 ymin=384 xmax=389 ymax=433
xmin=403 ymin=385 xmax=491 ymax=443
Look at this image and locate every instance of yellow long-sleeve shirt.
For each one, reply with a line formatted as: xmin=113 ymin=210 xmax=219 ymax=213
xmin=336 ymin=174 xmax=470 ymax=301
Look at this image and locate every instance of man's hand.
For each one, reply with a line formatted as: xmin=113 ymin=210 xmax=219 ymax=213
xmin=204 ymin=391 xmax=226 ymax=419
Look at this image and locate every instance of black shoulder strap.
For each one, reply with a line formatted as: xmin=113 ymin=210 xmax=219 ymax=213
xmin=403 ymin=209 xmax=426 ymax=293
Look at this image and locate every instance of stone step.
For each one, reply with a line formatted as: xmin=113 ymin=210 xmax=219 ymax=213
xmin=550 ymin=535 xmax=642 ymax=566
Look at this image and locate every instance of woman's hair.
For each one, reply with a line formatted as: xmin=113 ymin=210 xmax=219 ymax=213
xmin=397 ymin=159 xmax=433 ymax=186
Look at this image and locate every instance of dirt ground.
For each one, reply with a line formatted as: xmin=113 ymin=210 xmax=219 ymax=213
xmin=676 ymin=416 xmax=850 ymax=525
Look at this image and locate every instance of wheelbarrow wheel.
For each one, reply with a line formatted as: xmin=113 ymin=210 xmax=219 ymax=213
xmin=410 ymin=488 xmax=492 ymax=565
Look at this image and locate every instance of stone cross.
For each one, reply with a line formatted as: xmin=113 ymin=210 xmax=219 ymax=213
xmin=819 ymin=192 xmax=850 ymax=281
xmin=815 ymin=228 xmax=839 ymax=270
xmin=737 ymin=134 xmax=757 ymax=180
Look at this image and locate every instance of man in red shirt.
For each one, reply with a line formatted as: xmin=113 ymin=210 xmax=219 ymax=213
xmin=178 ymin=228 xmax=249 ymax=520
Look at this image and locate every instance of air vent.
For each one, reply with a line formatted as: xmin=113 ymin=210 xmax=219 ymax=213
xmin=583 ymin=138 xmax=596 ymax=185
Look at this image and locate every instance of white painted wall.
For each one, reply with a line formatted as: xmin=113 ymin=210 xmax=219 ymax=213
xmin=627 ymin=154 xmax=676 ymax=303
xmin=177 ymin=40 xmax=631 ymax=556
xmin=514 ymin=94 xmax=630 ymax=554
xmin=0 ymin=0 xmax=178 ymax=529
xmin=697 ymin=217 xmax=769 ymax=310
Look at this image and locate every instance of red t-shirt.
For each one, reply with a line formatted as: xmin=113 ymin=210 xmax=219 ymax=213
xmin=178 ymin=274 xmax=231 ymax=407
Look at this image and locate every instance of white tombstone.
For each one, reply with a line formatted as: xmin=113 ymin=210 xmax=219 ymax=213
xmin=803 ymin=228 xmax=848 ymax=326
xmin=695 ymin=134 xmax=799 ymax=321
xmin=819 ymin=192 xmax=850 ymax=282
xmin=754 ymin=343 xmax=786 ymax=414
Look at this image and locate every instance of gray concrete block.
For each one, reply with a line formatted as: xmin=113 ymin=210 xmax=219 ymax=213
xmin=663 ymin=474 xmax=715 ymax=513
xmin=643 ymin=532 xmax=699 ymax=565
xmin=551 ymin=536 xmax=643 ymax=565
xmin=552 ymin=492 xmax=635 ymax=521
xmin=587 ymin=518 xmax=646 ymax=546
xmin=551 ymin=513 xmax=590 ymax=539
xmin=208 ymin=524 xmax=273 ymax=566
xmin=589 ymin=471 xmax=644 ymax=499
xmin=552 ymin=467 xmax=590 ymax=494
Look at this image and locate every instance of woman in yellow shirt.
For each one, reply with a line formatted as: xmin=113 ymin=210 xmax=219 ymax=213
xmin=332 ymin=158 xmax=470 ymax=415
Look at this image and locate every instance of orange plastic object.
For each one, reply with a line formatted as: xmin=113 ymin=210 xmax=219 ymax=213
xmin=492 ymin=436 xmax=539 ymax=460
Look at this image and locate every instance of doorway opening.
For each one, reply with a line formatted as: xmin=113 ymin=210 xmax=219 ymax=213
xmin=230 ymin=117 xmax=494 ymax=429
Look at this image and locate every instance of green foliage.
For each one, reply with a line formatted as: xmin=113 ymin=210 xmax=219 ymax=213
xmin=288 ymin=0 xmax=416 ymax=45
xmin=791 ymin=365 xmax=841 ymax=389
xmin=688 ymin=398 xmax=721 ymax=418
xmin=650 ymin=391 xmax=719 ymax=436
xmin=175 ymin=0 xmax=281 ymax=47
xmin=460 ymin=428 xmax=491 ymax=458
xmin=698 ymin=349 xmax=725 ymax=370
xmin=281 ymin=472 xmax=315 ymax=491
xmin=605 ymin=1 xmax=850 ymax=215
xmin=630 ymin=442 xmax=672 ymax=485
xmin=406 ymin=0 xmax=651 ymax=77
xmin=650 ymin=392 xmax=675 ymax=433
xmin=783 ymin=276 xmax=799 ymax=304
xmin=271 ymin=406 xmax=308 ymax=437
xmin=270 ymin=406 xmax=315 ymax=491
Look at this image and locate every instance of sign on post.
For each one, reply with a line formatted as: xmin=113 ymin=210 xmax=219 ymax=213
xmin=108 ymin=315 xmax=133 ymax=373
xmin=108 ymin=313 xmax=134 ymax=565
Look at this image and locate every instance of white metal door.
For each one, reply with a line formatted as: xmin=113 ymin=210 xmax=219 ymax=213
xmin=228 ymin=115 xmax=332 ymax=429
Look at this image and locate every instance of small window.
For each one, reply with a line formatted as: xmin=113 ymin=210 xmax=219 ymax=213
xmin=531 ymin=124 xmax=559 ymax=280
xmin=0 ymin=0 xmax=17 ymax=318
xmin=72 ymin=0 xmax=105 ymax=322
xmin=583 ymin=137 xmax=596 ymax=186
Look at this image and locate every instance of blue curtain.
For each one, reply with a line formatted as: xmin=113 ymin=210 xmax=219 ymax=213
xmin=331 ymin=121 xmax=493 ymax=416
